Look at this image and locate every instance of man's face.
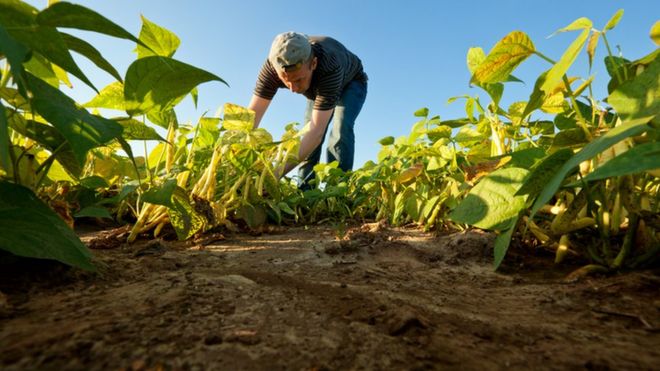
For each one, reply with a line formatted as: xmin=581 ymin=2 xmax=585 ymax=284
xmin=277 ymin=57 xmax=317 ymax=94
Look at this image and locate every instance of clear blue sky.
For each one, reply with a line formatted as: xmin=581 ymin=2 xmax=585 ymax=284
xmin=28 ymin=1 xmax=660 ymax=168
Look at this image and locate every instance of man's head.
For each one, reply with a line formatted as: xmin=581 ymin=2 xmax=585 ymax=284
xmin=269 ymin=31 xmax=317 ymax=94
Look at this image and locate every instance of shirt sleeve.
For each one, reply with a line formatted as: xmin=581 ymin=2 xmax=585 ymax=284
xmin=254 ymin=59 xmax=284 ymax=100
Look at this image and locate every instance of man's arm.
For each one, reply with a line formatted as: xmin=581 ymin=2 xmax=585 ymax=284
xmin=279 ymin=108 xmax=333 ymax=177
xmin=248 ymin=94 xmax=272 ymax=129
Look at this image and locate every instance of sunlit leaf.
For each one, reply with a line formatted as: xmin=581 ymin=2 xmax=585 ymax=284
xmin=449 ymin=167 xmax=529 ymax=230
xmin=587 ymin=31 xmax=600 ymax=70
xmin=0 ymin=181 xmax=94 ymax=271
xmin=114 ymin=117 xmax=166 ymax=141
xmin=603 ymin=9 xmax=624 ymax=32
xmin=222 ymin=103 xmax=255 ymax=131
xmin=608 ymin=54 xmax=660 ymax=126
xmin=168 ymin=187 xmax=206 ymax=240
xmin=124 ymin=56 xmax=227 ymax=115
xmin=24 ymin=52 xmax=59 ymax=87
xmin=652 ymin=21 xmax=660 ymax=46
xmin=0 ymin=23 xmax=30 ymax=92
xmin=84 ymin=81 xmax=126 ymax=110
xmin=471 ymin=31 xmax=535 ymax=84
xmin=541 ymin=28 xmax=590 ymax=94
xmin=454 ymin=126 xmax=484 ymax=144
xmin=136 ymin=15 xmax=181 ymax=58
xmin=0 ymin=88 xmax=30 ymax=111
xmin=553 ymin=17 xmax=593 ymax=33
xmin=396 ymin=163 xmax=423 ymax=184
xmin=467 ymin=47 xmax=486 ymax=74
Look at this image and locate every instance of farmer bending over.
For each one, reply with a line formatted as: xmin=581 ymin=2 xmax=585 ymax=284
xmin=248 ymin=32 xmax=368 ymax=188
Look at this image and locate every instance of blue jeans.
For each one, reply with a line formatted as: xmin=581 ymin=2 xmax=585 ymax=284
xmin=298 ymin=79 xmax=367 ymax=188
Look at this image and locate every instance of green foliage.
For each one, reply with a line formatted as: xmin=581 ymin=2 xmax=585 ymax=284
xmin=0 ymin=181 xmax=95 ymax=270
xmin=450 ymin=167 xmax=529 ymax=230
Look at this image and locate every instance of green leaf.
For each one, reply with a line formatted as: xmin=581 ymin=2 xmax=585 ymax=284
xmin=80 ymin=175 xmax=108 ymax=189
xmin=608 ymin=54 xmax=660 ymax=126
xmin=60 ymin=32 xmax=122 ymax=81
xmin=541 ymin=28 xmax=590 ymax=94
xmin=147 ymin=108 xmax=178 ymax=130
xmin=84 ymin=81 xmax=126 ymax=110
xmin=603 ymin=9 xmax=624 ymax=32
xmin=467 ymin=47 xmax=486 ymax=75
xmin=554 ymin=17 xmax=593 ymax=33
xmin=222 ymin=103 xmax=254 ymax=131
xmin=74 ymin=205 xmax=112 ymax=219
xmin=441 ymin=119 xmax=471 ymax=128
xmin=236 ymin=204 xmax=267 ymax=230
xmin=414 ymin=107 xmax=429 ymax=118
xmin=168 ymin=187 xmax=205 ymax=240
xmin=124 ymin=56 xmax=227 ymax=115
xmin=0 ymin=87 xmax=30 ymax=110
xmin=115 ymin=117 xmax=166 ymax=141
xmin=141 ymin=179 xmax=177 ymax=208
xmin=516 ymin=148 xmax=573 ymax=197
xmin=454 ymin=127 xmax=484 ymax=144
xmin=136 ymin=15 xmax=180 ymax=58
xmin=24 ymin=52 xmax=59 ymax=87
xmin=0 ymin=23 xmax=29 ymax=92
xmin=652 ymin=20 xmax=660 ymax=46
xmin=449 ymin=167 xmax=529 ymax=230
xmin=530 ymin=121 xmax=651 ymax=218
xmin=0 ymin=181 xmax=95 ymax=271
xmin=550 ymin=128 xmax=588 ymax=149
xmin=193 ymin=117 xmax=220 ymax=149
xmin=494 ymin=222 xmax=517 ymax=270
xmin=554 ymin=113 xmax=578 ymax=130
xmin=0 ymin=2 xmax=96 ymax=91
xmin=0 ymin=103 xmax=9 ymax=171
xmin=26 ymin=73 xmax=123 ymax=165
xmin=471 ymin=31 xmax=535 ymax=84
xmin=378 ymin=136 xmax=395 ymax=146
xmin=481 ymin=83 xmax=504 ymax=106
xmin=506 ymin=147 xmax=547 ymax=169
xmin=37 ymin=2 xmax=141 ymax=45
xmin=6 ymin=114 xmax=82 ymax=177
xmin=427 ymin=126 xmax=452 ymax=142
xmin=579 ymin=142 xmax=660 ymax=182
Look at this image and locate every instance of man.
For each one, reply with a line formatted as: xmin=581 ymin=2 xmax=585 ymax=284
xmin=248 ymin=32 xmax=368 ymax=187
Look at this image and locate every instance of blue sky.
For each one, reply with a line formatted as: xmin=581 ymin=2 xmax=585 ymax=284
xmin=28 ymin=1 xmax=660 ymax=168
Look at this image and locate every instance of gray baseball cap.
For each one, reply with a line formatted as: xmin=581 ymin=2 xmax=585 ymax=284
xmin=268 ymin=32 xmax=312 ymax=72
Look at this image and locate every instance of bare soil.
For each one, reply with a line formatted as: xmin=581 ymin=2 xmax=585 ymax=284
xmin=1 ymin=223 xmax=659 ymax=370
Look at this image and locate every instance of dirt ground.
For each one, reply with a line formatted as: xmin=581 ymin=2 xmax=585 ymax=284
xmin=1 ymin=223 xmax=659 ymax=370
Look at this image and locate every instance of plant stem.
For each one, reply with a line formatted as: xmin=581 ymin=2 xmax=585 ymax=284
xmin=534 ymin=51 xmax=556 ymax=65
xmin=601 ymin=33 xmax=626 ymax=84
xmin=611 ymin=212 xmax=639 ymax=269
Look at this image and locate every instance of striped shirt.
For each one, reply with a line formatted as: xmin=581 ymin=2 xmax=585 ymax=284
xmin=254 ymin=36 xmax=368 ymax=111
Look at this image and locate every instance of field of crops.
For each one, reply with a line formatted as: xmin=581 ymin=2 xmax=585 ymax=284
xmin=1 ymin=1 xmax=659 ymax=369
